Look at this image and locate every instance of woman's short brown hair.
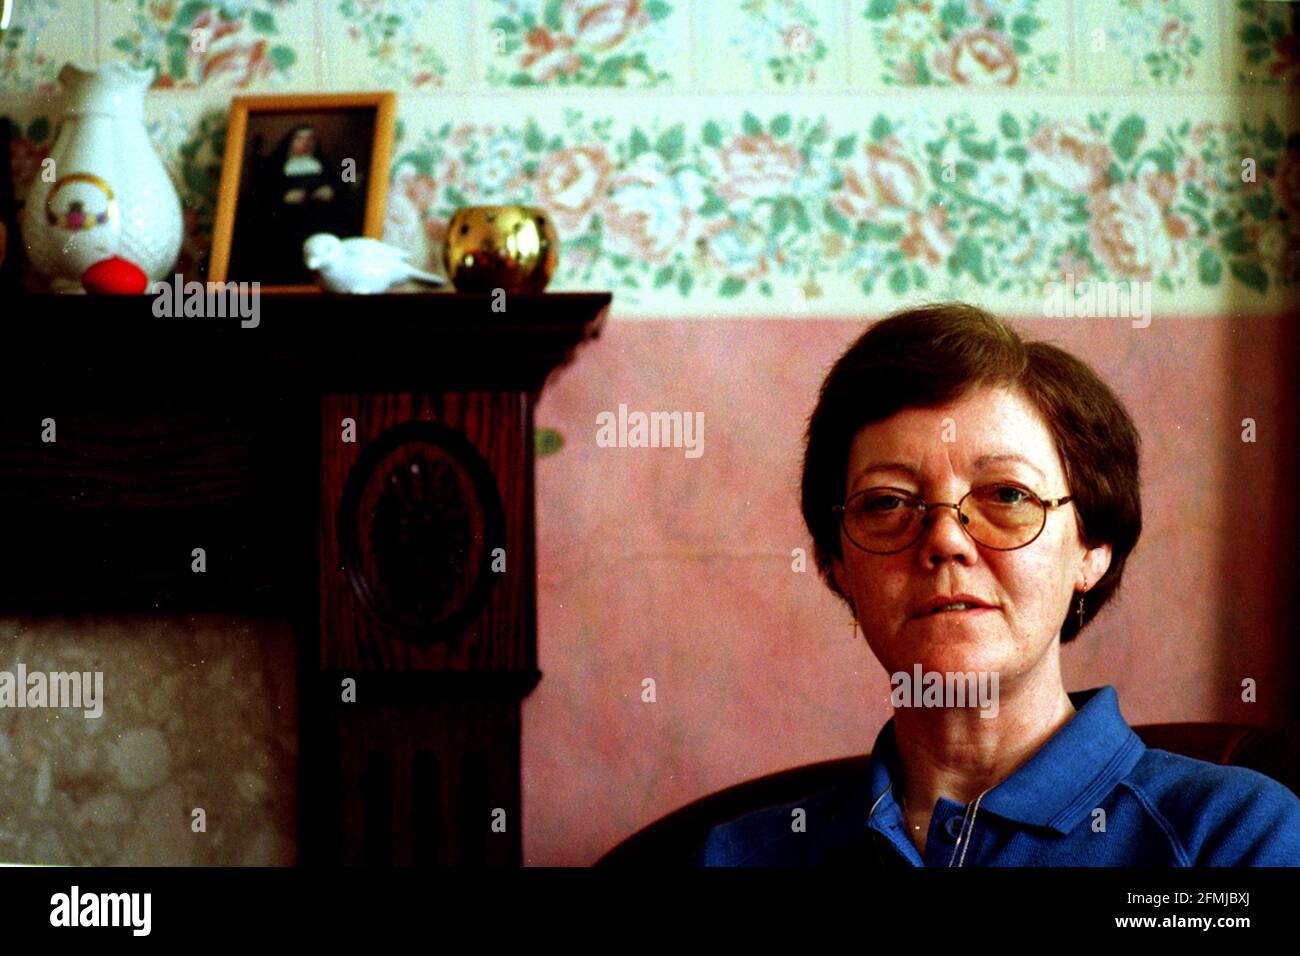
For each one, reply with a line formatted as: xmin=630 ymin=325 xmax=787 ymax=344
xmin=801 ymin=302 xmax=1142 ymax=643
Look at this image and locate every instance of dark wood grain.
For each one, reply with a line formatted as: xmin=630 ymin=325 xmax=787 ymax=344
xmin=0 ymin=292 xmax=607 ymax=613
xmin=335 ymin=700 xmax=520 ymax=865
xmin=0 ymin=291 xmax=611 ymax=393
xmin=319 ymin=392 xmax=534 ymax=673
xmin=0 ymin=398 xmax=299 ymax=612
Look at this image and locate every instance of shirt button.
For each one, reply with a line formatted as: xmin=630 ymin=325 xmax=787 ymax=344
xmin=943 ymin=817 xmax=964 ymax=839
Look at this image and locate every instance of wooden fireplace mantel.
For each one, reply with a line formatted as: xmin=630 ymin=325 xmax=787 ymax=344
xmin=0 ymin=291 xmax=609 ymax=611
xmin=1 ymin=291 xmax=611 ymax=392
xmin=0 ymin=289 xmax=611 ymax=866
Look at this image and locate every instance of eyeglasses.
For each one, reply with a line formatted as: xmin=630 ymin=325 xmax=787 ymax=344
xmin=832 ymin=482 xmax=1074 ymax=555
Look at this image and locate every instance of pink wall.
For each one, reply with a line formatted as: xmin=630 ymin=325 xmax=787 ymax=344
xmin=523 ymin=314 xmax=1298 ymax=866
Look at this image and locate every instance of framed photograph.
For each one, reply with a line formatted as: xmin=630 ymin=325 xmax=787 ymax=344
xmin=209 ymin=92 xmax=396 ymax=292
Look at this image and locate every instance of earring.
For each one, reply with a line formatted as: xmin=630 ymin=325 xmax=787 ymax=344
xmin=1076 ymin=590 xmax=1086 ymax=629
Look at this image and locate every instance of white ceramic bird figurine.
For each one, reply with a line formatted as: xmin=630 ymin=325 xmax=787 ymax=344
xmin=303 ymin=233 xmax=447 ymax=294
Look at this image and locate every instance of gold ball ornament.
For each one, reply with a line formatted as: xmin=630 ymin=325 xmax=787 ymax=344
xmin=443 ymin=205 xmax=558 ymax=294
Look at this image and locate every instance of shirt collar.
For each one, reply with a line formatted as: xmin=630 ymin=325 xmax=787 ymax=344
xmin=863 ymin=685 xmax=1146 ymax=834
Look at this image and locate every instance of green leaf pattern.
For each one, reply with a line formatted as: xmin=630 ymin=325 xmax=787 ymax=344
xmin=863 ymin=0 xmax=1060 ymax=87
xmin=105 ymin=0 xmax=299 ymax=88
xmin=485 ymin=0 xmax=675 ymax=86
xmin=383 ymin=108 xmax=1300 ymax=304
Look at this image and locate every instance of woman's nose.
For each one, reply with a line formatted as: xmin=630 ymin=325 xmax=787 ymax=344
xmin=916 ymin=504 xmax=976 ymax=562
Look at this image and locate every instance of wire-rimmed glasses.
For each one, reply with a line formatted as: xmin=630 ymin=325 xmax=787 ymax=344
xmin=832 ymin=482 xmax=1074 ymax=555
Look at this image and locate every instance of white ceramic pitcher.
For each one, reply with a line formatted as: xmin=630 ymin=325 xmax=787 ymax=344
xmin=21 ymin=62 xmax=181 ymax=292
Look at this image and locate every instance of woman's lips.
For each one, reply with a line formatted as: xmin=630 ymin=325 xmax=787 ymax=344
xmin=911 ymin=606 xmax=996 ymax=621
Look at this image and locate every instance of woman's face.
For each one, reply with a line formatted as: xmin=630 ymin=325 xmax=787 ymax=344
xmin=831 ymin=384 xmax=1112 ymax=684
xmin=291 ymin=128 xmax=316 ymax=155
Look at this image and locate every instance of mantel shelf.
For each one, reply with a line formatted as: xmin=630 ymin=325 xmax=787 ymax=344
xmin=1 ymin=291 xmax=612 ymax=393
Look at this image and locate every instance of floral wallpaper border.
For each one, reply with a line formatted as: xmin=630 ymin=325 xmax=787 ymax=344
xmin=2 ymin=1 xmax=1297 ymax=314
xmin=5 ymin=96 xmax=1296 ymax=313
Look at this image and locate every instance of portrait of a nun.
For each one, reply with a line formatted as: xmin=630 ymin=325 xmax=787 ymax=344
xmin=232 ymin=122 xmax=365 ymax=284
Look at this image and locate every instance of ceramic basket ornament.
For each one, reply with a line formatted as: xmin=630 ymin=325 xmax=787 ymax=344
xmin=21 ymin=62 xmax=182 ymax=292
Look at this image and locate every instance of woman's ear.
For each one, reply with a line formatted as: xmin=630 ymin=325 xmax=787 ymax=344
xmin=1081 ymin=542 xmax=1112 ymax=590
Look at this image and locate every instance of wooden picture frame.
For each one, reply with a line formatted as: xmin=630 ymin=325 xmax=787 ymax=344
xmin=209 ymin=92 xmax=396 ymax=293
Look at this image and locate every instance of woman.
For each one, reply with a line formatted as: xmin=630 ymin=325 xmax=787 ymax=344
xmin=699 ymin=303 xmax=1300 ymax=866
xmin=273 ymin=125 xmax=337 ymax=208
xmin=235 ymin=124 xmax=362 ymax=284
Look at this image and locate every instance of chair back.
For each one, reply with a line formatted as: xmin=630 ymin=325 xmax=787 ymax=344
xmin=595 ymin=722 xmax=1300 ymax=866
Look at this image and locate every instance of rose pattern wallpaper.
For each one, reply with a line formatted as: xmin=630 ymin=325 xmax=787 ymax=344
xmin=4 ymin=0 xmax=1297 ymax=312
xmin=105 ymin=0 xmax=301 ymax=89
xmin=382 ymin=107 xmax=1297 ymax=305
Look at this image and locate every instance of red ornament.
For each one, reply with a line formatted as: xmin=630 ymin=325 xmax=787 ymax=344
xmin=81 ymin=256 xmax=149 ymax=295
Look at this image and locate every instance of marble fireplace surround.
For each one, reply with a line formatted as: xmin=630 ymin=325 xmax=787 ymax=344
xmin=0 ymin=614 xmax=297 ymax=866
